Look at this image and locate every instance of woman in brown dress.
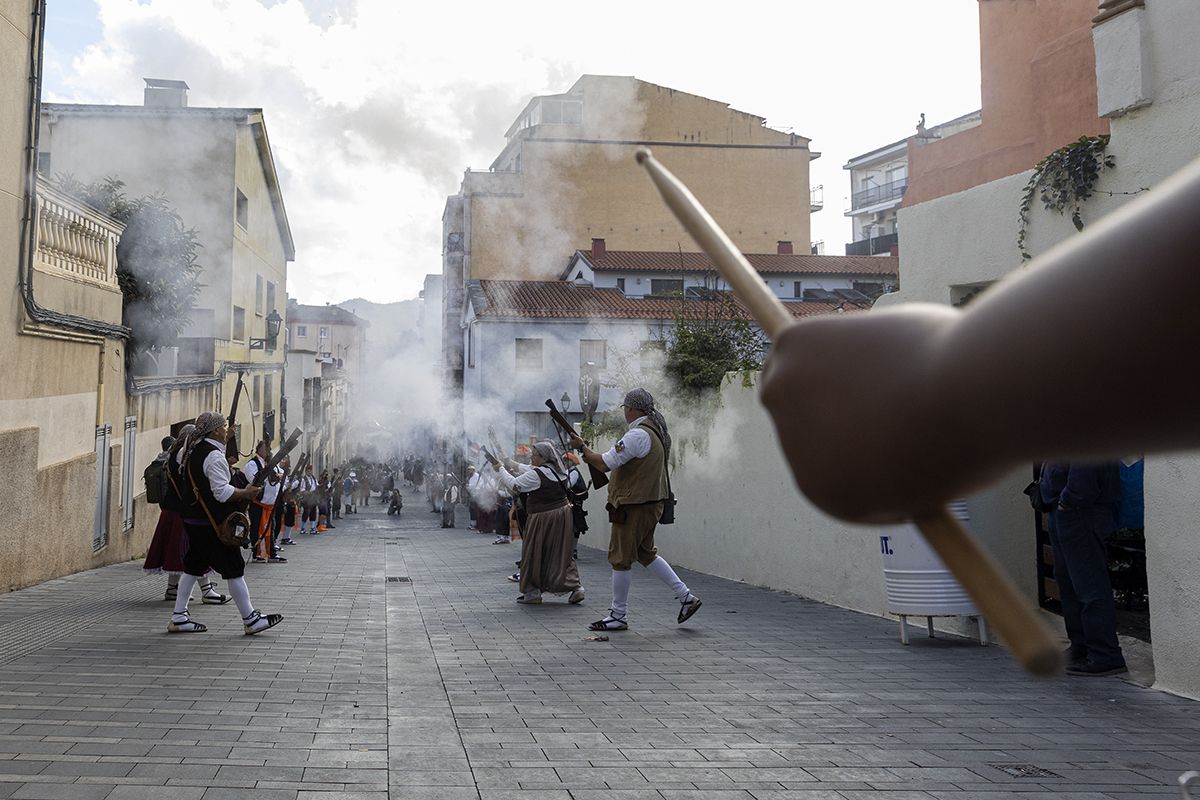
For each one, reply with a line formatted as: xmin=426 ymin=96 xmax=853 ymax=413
xmin=493 ymin=441 xmax=584 ymax=605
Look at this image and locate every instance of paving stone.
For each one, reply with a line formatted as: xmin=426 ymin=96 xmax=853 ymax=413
xmin=0 ymin=506 xmax=1195 ymax=800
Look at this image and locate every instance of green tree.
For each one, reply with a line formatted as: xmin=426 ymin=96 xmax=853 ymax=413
xmin=664 ymin=277 xmax=765 ymax=393
xmin=54 ymin=176 xmax=202 ymax=359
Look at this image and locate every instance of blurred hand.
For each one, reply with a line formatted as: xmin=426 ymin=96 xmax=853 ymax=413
xmin=568 ymin=434 xmax=585 ymax=450
xmin=760 ymin=304 xmax=1012 ymax=524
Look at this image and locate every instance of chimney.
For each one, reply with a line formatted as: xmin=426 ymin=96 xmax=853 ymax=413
xmin=143 ymin=78 xmax=190 ymax=108
xmin=777 ymin=240 xmax=793 ymax=255
xmin=591 ymin=238 xmax=606 ymax=259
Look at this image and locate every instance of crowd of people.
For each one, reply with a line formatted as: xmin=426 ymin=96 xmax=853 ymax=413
xmin=140 ymin=387 xmax=703 ymax=635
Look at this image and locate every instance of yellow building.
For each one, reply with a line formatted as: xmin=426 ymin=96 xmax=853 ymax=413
xmin=442 ymin=74 xmax=817 ymax=406
xmin=39 ymin=80 xmax=295 ymax=456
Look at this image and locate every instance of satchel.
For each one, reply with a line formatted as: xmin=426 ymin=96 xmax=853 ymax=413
xmin=605 ymin=502 xmax=628 ymax=524
xmin=641 ymin=422 xmax=677 ymax=525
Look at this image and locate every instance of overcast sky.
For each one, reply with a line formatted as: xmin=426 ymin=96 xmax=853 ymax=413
xmin=42 ymin=0 xmax=982 ymax=305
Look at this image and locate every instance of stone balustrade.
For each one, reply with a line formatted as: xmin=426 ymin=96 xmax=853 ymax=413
xmin=34 ymin=178 xmax=123 ymax=289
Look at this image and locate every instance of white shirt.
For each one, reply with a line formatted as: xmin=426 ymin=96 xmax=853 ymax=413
xmin=495 ymin=462 xmax=564 ymax=494
xmin=199 ymin=437 xmax=235 ymax=503
xmin=601 ymin=416 xmax=652 ymax=471
xmin=244 ymin=456 xmax=283 ymax=504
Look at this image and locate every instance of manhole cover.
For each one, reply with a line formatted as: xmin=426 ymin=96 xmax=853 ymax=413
xmin=385 ymin=576 xmax=411 ymax=583
xmin=990 ymin=764 xmax=1061 ymax=778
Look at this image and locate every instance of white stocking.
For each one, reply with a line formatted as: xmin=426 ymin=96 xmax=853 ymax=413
xmin=646 ymin=556 xmax=690 ymax=602
xmin=172 ymin=574 xmax=199 ymax=617
xmin=227 ymin=576 xmax=255 ymax=619
xmin=611 ymin=569 xmax=632 ymax=618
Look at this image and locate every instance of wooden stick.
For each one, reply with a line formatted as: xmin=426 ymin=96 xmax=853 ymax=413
xmin=635 ymin=147 xmax=1061 ymax=677
xmin=635 ymin=149 xmax=793 ymax=338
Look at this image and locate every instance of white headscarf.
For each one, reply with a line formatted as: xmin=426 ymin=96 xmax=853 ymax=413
xmin=531 ymin=441 xmax=566 ymax=478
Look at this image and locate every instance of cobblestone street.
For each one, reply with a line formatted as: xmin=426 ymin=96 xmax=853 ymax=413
xmin=0 ymin=504 xmax=1196 ymax=800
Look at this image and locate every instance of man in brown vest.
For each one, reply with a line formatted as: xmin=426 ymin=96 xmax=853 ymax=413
xmin=570 ymin=388 xmax=702 ymax=631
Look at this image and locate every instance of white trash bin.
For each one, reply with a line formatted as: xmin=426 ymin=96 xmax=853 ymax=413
xmin=880 ymin=500 xmax=987 ymax=645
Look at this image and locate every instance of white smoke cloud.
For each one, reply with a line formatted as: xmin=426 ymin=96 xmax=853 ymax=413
xmin=42 ymin=0 xmax=983 ymax=303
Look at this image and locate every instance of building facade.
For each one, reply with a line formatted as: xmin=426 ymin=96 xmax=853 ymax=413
xmin=1 ymin=3 xmax=216 ymax=591
xmin=285 ymin=301 xmax=368 ymax=469
xmin=442 ymin=75 xmax=818 ymax=448
xmin=38 ymin=79 xmax=295 ymax=456
xmin=462 ymin=246 xmax=898 ymax=453
xmin=843 ymin=111 xmax=981 ymax=256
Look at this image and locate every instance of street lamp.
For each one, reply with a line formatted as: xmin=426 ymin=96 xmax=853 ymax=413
xmin=560 ymin=392 xmax=571 ymax=412
xmin=250 ymin=308 xmax=283 ymax=351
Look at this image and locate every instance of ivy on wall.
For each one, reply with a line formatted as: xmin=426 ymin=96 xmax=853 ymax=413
xmin=1017 ymin=134 xmax=1115 ymax=261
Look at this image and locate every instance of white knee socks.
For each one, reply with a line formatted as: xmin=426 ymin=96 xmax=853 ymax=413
xmin=611 ymin=569 xmax=632 ymax=618
xmin=647 ymin=556 xmax=691 ymax=602
xmin=227 ymin=576 xmax=254 ymax=619
xmin=173 ymin=574 xmax=199 ymax=617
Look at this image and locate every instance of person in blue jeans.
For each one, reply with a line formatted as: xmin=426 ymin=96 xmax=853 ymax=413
xmin=1038 ymin=460 xmax=1127 ymax=676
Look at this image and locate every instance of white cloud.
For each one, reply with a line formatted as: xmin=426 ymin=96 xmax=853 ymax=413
xmin=43 ymin=0 xmax=981 ymax=303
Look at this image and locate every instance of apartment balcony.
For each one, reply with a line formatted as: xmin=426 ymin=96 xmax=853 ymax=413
xmin=810 ymin=184 xmax=824 ymax=213
xmin=845 ymin=232 xmax=899 ymax=256
xmin=34 ymin=179 xmax=123 ymax=291
xmin=850 ymin=178 xmax=907 ymax=211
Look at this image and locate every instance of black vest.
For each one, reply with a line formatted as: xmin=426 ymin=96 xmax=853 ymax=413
xmin=186 ymin=440 xmax=236 ymax=522
xmin=525 ymin=467 xmax=568 ymax=515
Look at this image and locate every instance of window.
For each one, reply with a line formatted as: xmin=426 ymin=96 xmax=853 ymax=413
xmin=236 ymin=188 xmax=249 ymax=229
xmin=533 ymin=98 xmax=582 ymax=126
xmin=255 ymin=275 xmax=264 ymax=315
xmin=515 ymin=338 xmax=542 ymax=370
xmin=852 ymin=281 xmax=884 ymax=299
xmin=794 ymin=281 xmax=803 ymax=298
xmin=319 ymin=326 xmax=329 ymax=339
xmin=120 ymin=416 xmax=137 ymax=532
xmin=616 ymin=277 xmax=626 ymax=293
xmin=515 ymin=411 xmax=581 ymax=446
xmin=232 ymin=305 xmax=246 ymax=341
xmin=639 ymin=340 xmax=666 ymax=372
xmin=580 ymin=339 xmax=607 ymax=369
xmin=37 ymin=152 xmax=51 ymax=174
xmin=266 ymin=281 xmax=276 ymax=315
xmin=264 ymin=374 xmax=273 ymax=414
xmin=650 ymin=279 xmax=683 ymax=296
xmin=467 ymin=324 xmax=475 ymax=368
xmin=253 ymin=375 xmax=261 ymax=412
xmin=297 ymin=325 xmax=307 ymax=338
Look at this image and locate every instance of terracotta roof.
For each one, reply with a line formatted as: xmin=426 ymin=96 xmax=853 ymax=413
xmin=287 ymin=302 xmax=369 ymax=327
xmin=472 ymin=280 xmax=862 ymax=321
xmin=578 ymin=250 xmax=898 ymax=276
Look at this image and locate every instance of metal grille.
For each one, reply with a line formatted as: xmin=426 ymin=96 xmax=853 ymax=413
xmin=989 ymin=764 xmax=1061 ymax=778
xmin=385 ymin=576 xmax=411 ymax=583
xmin=120 ymin=416 xmax=137 ymax=532
xmin=93 ymin=424 xmax=112 ymax=550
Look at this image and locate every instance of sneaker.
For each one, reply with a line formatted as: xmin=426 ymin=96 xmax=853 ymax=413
xmin=281 ymin=539 xmax=297 ymax=546
xmin=677 ymin=594 xmax=703 ymax=624
xmin=507 ymin=573 xmax=520 ymax=583
xmin=568 ymin=588 xmax=585 ymax=605
xmin=492 ymin=536 xmax=509 ymax=545
xmin=251 ymin=556 xmax=267 ymax=564
xmin=243 ymin=610 xmax=283 ymax=635
xmin=1066 ymin=661 xmax=1128 ymax=677
xmin=268 ymin=555 xmax=288 ymax=564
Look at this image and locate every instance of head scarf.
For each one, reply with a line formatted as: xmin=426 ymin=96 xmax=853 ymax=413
xmin=167 ymin=423 xmax=195 ymax=465
xmin=531 ymin=441 xmax=566 ymax=478
xmin=623 ymin=388 xmax=671 ymax=457
xmin=183 ymin=412 xmax=225 ymax=467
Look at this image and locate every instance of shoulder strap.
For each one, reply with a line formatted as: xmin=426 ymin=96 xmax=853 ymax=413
xmin=639 ymin=422 xmax=672 ymax=495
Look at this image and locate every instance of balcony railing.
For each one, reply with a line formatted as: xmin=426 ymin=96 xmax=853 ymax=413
xmin=851 ymin=178 xmax=907 ymax=211
xmin=34 ymin=178 xmax=123 ymax=289
xmin=846 ymin=232 xmax=899 ymax=256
